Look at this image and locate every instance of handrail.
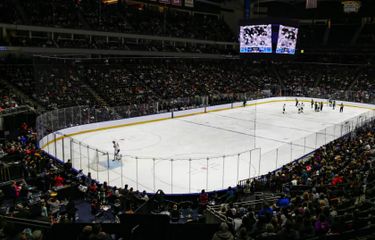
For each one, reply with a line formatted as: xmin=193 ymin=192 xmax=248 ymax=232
xmin=207 ymin=205 xmax=228 ymax=222
xmin=0 ymin=215 xmax=51 ymax=229
xmin=134 ymin=189 xmax=164 ymax=214
xmin=0 ymin=105 xmax=36 ymax=117
xmin=210 ymin=196 xmax=280 ymax=211
xmin=0 ymin=178 xmax=26 ymax=187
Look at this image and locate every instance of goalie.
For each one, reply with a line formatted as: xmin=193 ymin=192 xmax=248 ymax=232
xmin=112 ymin=141 xmax=122 ymax=161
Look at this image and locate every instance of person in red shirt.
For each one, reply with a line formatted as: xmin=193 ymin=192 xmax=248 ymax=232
xmin=11 ymin=181 xmax=21 ymax=205
xmin=198 ymin=189 xmax=209 ymax=213
xmin=331 ymin=174 xmax=343 ymax=186
xmin=54 ymin=175 xmax=64 ymax=187
xmin=12 ymin=181 xmax=21 ymax=198
xmin=89 ymin=182 xmax=98 ymax=199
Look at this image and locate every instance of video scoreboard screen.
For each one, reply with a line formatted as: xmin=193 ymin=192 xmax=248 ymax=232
xmin=239 ymin=20 xmax=299 ymax=56
xmin=239 ymin=25 xmax=272 ymax=53
xmin=276 ymin=25 xmax=298 ymax=55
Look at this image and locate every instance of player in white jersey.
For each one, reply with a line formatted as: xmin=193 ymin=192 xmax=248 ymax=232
xmin=113 ymin=141 xmax=121 ymax=161
xmin=297 ymin=103 xmax=301 ymax=114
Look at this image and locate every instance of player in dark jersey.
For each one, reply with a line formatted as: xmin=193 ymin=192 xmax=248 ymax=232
xmin=340 ymin=103 xmax=344 ymax=112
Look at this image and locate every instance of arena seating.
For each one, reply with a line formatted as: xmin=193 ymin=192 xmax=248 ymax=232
xmin=2 ymin=58 xmax=374 ymax=111
xmin=0 ymin=87 xmax=19 ymax=113
xmin=357 ymin=23 xmax=375 ymax=47
xmin=0 ymin=0 xmax=234 ymax=42
xmin=0 ymin=65 xmax=98 ymax=110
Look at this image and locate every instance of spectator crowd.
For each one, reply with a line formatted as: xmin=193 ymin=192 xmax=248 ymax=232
xmin=0 ymin=0 xmax=234 ymax=42
xmin=1 ymin=58 xmax=374 ymax=111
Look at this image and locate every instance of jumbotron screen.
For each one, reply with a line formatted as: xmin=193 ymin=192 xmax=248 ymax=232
xmin=276 ymin=25 xmax=298 ymax=55
xmin=239 ymin=25 xmax=272 ymax=53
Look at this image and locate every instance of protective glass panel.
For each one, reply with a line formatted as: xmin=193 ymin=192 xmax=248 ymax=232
xmin=207 ymin=156 xmax=224 ymax=192
xmin=190 ymin=158 xmax=209 ymax=193
xmin=170 ymin=159 xmax=190 ymax=193
xmin=277 ymin=143 xmax=292 ymax=169
xmin=261 ymin=149 xmax=277 ymax=175
xmin=291 ymin=140 xmax=305 ymax=162
xmin=153 ymin=159 xmax=172 ymax=193
xmin=55 ymin=133 xmax=63 ymax=161
xmin=62 ymin=137 xmax=71 ymax=162
xmin=316 ymin=130 xmax=326 ymax=148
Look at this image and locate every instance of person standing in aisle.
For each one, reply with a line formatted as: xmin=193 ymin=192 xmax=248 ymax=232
xmin=340 ymin=103 xmax=344 ymax=112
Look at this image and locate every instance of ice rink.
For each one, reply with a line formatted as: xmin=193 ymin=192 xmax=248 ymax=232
xmin=42 ymin=99 xmax=374 ymax=194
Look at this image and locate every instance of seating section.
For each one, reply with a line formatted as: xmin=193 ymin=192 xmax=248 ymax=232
xmin=0 ymin=0 xmax=234 ymax=42
xmin=2 ymin=59 xmax=374 ymax=110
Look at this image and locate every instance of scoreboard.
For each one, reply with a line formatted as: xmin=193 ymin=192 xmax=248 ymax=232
xmin=276 ymin=25 xmax=298 ymax=55
xmin=240 ymin=25 xmax=272 ymax=53
xmin=239 ymin=19 xmax=299 ymax=56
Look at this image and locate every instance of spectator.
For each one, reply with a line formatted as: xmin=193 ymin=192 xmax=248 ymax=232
xmin=198 ymin=189 xmax=209 ymax=212
xmin=78 ymin=225 xmax=93 ymax=240
xmin=170 ymin=204 xmax=180 ymax=222
xmin=314 ymin=214 xmax=330 ymax=235
xmin=211 ymin=222 xmax=234 ymax=240
xmin=54 ymin=174 xmax=64 ymax=187
xmin=47 ymin=196 xmax=60 ymax=219
xmin=276 ymin=194 xmax=290 ymax=209
xmin=64 ymin=159 xmax=72 ymax=173
xmin=66 ymin=198 xmax=77 ymax=223
xmin=32 ymin=230 xmax=43 ymax=240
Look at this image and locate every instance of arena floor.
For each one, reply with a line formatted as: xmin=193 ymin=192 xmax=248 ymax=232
xmin=49 ymin=99 xmax=374 ymax=194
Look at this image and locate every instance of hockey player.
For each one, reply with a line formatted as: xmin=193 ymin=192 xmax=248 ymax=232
xmin=298 ymin=103 xmax=304 ymax=114
xmin=113 ymin=141 xmax=120 ymax=161
xmin=333 ymin=100 xmax=336 ymax=110
xmin=282 ymin=104 xmax=286 ymax=114
xmin=320 ymin=102 xmax=323 ymax=111
xmin=300 ymin=102 xmax=304 ymax=113
xmin=311 ymin=99 xmax=314 ymax=109
xmin=340 ymin=103 xmax=344 ymax=112
xmin=297 ymin=103 xmax=300 ymax=113
xmin=295 ymin=98 xmax=298 ymax=107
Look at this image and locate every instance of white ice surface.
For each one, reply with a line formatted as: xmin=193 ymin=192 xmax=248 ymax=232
xmin=49 ymin=100 xmax=372 ymax=194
